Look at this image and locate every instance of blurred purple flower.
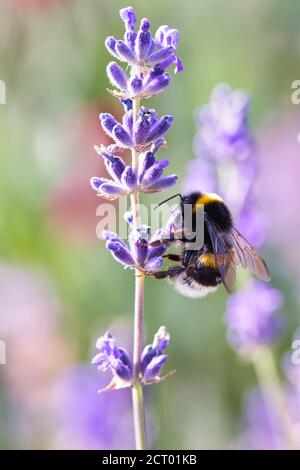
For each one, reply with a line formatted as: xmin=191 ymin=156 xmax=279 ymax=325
xmin=194 ymin=83 xmax=253 ymax=163
xmin=184 ymin=83 xmax=267 ymax=247
xmin=224 ymin=280 xmax=284 ymax=357
xmin=53 ymin=365 xmax=134 ymax=450
xmin=236 ymin=388 xmax=286 ymax=450
xmin=257 ymin=111 xmax=300 ymax=278
xmin=236 ymin=382 xmax=300 ymax=450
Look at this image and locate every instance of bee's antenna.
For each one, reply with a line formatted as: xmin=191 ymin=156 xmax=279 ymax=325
xmin=154 ymin=193 xmax=183 ymax=210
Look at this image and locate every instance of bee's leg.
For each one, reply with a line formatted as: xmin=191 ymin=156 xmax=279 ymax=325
xmin=162 ymin=253 xmax=183 ymax=262
xmin=151 ymin=266 xmax=185 ymax=280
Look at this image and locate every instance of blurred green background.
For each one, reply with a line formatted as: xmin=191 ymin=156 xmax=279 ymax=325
xmin=0 ymin=0 xmax=300 ymax=449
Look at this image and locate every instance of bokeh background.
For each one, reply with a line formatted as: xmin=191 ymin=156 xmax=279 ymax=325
xmin=0 ymin=0 xmax=300 ymax=449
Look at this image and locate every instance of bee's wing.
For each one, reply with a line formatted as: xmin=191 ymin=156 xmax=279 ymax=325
xmin=205 ymin=215 xmax=236 ymax=293
xmin=230 ymin=227 xmax=271 ymax=282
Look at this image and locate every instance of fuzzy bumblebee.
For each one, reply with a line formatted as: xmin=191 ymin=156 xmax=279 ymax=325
xmin=151 ymin=192 xmax=271 ymax=298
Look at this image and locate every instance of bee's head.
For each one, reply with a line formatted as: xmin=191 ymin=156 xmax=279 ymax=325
xmin=181 ymin=192 xmax=224 ymax=207
xmin=182 ymin=191 xmax=232 ymax=230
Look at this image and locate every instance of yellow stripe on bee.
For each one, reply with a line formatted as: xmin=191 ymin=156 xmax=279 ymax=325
xmin=196 ymin=193 xmax=224 ymax=205
xmin=199 ymin=253 xmax=218 ymax=269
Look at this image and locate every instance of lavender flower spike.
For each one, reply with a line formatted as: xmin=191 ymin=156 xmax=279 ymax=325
xmin=91 ymin=6 xmax=183 ymax=449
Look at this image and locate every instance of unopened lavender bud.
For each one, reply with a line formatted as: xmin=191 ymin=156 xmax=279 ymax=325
xmin=115 ymin=40 xmax=137 ymax=64
xmin=147 ymin=244 xmax=166 ymax=260
xmin=143 ymin=73 xmax=171 ymax=96
xmin=105 ymin=36 xmax=120 ymax=60
xmin=154 ymin=25 xmax=169 ymax=46
xmin=143 ymin=355 xmax=168 ymax=381
xmin=142 ymin=160 xmax=169 ymax=186
xmin=100 ymin=181 xmax=127 ymax=197
xmin=106 ymin=61 xmax=128 ymax=91
xmin=135 ymin=238 xmax=148 ymax=266
xmin=153 ymin=326 xmax=170 ymax=353
xmin=141 ymin=18 xmax=150 ymax=32
xmin=151 ymin=139 xmax=165 ymax=154
xmin=112 ymin=124 xmax=133 ymax=148
xmin=117 ymin=348 xmax=133 ymax=378
xmin=124 ymin=31 xmax=137 ymax=51
xmin=135 ymin=28 xmax=151 ymax=63
xmin=121 ymin=166 xmax=136 ymax=189
xmin=134 ymin=112 xmax=152 ymax=145
xmin=120 ymin=6 xmax=136 ymax=30
xmin=122 ymin=110 xmax=133 ymax=135
xmin=147 ymin=46 xmax=174 ymax=65
xmin=90 ymin=176 xmax=106 ymax=192
xmin=138 ymin=151 xmax=156 ymax=183
xmin=166 ymin=29 xmax=179 ymax=48
xmin=146 ymin=115 xmax=173 ymax=142
xmin=141 ymin=345 xmax=156 ymax=373
xmin=94 ymin=147 xmax=125 ymax=182
xmin=102 ymin=230 xmax=127 ymax=246
xmin=92 ymin=332 xmax=133 ymax=382
xmin=143 ymin=65 xmax=164 ymax=89
xmin=144 ymin=174 xmax=178 ymax=193
xmin=99 ymin=113 xmax=118 ymax=136
xmin=106 ymin=241 xmax=135 ymax=266
xmin=104 ymin=156 xmax=125 ymax=183
xmin=128 ymin=75 xmax=143 ymax=96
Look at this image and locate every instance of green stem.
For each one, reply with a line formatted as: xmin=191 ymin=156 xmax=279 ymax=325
xmin=130 ymin=96 xmax=147 ymax=450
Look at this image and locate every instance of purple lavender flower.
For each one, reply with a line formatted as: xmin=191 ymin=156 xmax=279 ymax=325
xmin=224 ymin=280 xmax=284 ymax=357
xmin=106 ymin=7 xmax=183 ymax=74
xmin=99 ymin=108 xmax=173 ymax=150
xmin=90 ymin=144 xmax=177 ymax=199
xmin=103 ymin=224 xmax=166 ymax=271
xmin=92 ymin=327 xmax=171 ymax=388
xmin=104 ymin=7 xmax=182 ymax=100
xmin=107 ymin=62 xmax=172 ymax=99
xmin=92 ymin=331 xmax=133 ymax=382
xmin=90 ymin=6 xmax=182 ymax=448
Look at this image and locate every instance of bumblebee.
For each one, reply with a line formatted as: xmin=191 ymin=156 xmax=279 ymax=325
xmin=151 ymin=191 xmax=271 ymax=298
